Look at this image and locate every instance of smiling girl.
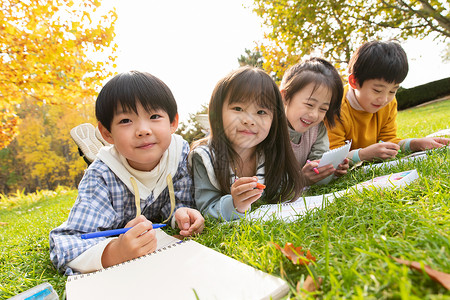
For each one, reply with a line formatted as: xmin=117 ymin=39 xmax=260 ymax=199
xmin=281 ymin=57 xmax=349 ymax=185
xmin=190 ymin=66 xmax=304 ymax=221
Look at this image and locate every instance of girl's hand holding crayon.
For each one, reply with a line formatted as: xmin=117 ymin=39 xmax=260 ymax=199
xmin=303 ymin=160 xmax=335 ymax=185
xmin=101 ymin=215 xmax=157 ymax=268
xmin=231 ymin=176 xmax=265 ymax=213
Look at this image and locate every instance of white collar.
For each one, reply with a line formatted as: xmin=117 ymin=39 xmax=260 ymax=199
xmin=346 ymin=86 xmax=365 ymax=111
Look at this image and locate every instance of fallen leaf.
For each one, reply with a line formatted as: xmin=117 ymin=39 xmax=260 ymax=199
xmin=297 ymin=275 xmax=323 ymax=296
xmin=0 ymin=222 xmax=8 ymax=226
xmin=391 ymin=256 xmax=450 ymax=290
xmin=272 ymin=242 xmax=316 ymax=265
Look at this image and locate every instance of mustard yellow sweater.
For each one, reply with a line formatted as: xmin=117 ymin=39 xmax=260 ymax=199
xmin=327 ymin=85 xmax=401 ymax=150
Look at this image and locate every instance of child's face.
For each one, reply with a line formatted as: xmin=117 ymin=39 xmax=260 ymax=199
xmin=99 ymin=102 xmax=178 ymax=171
xmin=222 ymin=98 xmax=273 ymax=155
xmin=283 ymin=83 xmax=331 ymax=134
xmin=351 ymin=77 xmax=400 ymax=113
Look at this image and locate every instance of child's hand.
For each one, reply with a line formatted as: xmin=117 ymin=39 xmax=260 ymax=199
xmin=302 ymin=160 xmax=335 ymax=185
xmin=410 ymin=137 xmax=450 ymax=151
xmin=101 ymin=215 xmax=157 ymax=268
xmin=231 ymin=176 xmax=263 ymax=213
xmin=334 ymin=158 xmax=349 ymax=177
xmin=174 ymin=207 xmax=205 ymax=237
xmin=360 ymin=142 xmax=399 ymax=161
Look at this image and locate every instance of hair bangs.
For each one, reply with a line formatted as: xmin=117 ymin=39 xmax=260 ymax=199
xmin=118 ymin=72 xmax=176 ymax=117
xmin=226 ymin=69 xmax=277 ymax=111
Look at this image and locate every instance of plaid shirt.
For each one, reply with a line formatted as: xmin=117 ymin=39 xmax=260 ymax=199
xmin=49 ymin=141 xmax=193 ymax=275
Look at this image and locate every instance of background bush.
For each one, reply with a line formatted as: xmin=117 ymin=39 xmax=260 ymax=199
xmin=397 ymin=77 xmax=450 ymax=110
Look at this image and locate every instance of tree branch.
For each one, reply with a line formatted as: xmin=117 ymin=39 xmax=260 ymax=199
xmin=416 ymin=0 xmax=450 ymax=35
xmin=394 ymin=0 xmax=450 ymax=37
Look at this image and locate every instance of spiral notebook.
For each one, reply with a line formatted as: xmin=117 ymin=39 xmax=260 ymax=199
xmin=248 ymin=169 xmax=419 ymax=222
xmin=316 ymin=140 xmax=352 ymax=184
xmin=65 ymin=230 xmax=289 ymax=300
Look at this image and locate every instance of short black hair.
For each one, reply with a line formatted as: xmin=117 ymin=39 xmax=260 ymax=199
xmin=95 ymin=71 xmax=177 ymax=131
xmin=281 ymin=57 xmax=343 ymax=127
xmin=348 ymin=40 xmax=409 ymax=87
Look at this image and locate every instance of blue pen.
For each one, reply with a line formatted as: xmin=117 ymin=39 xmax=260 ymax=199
xmin=81 ymin=224 xmax=166 ymax=239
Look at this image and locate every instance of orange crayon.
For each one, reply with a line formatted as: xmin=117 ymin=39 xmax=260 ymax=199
xmin=256 ymin=182 xmax=266 ymax=190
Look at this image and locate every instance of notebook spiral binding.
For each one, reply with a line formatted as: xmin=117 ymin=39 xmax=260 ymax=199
xmin=67 ymin=240 xmax=188 ymax=282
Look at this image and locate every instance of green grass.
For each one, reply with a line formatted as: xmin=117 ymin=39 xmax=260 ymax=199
xmin=0 ymin=188 xmax=76 ymax=299
xmin=397 ymin=97 xmax=450 ymax=138
xmin=1 ymin=100 xmax=449 ymax=299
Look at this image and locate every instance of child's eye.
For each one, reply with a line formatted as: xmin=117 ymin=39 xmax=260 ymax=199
xmin=305 ymin=103 xmax=313 ymax=107
xmin=232 ymin=106 xmax=243 ymax=112
xmin=320 ymin=107 xmax=329 ymax=112
xmin=373 ymin=89 xmax=381 ymax=93
xmin=389 ymin=91 xmax=397 ymax=94
xmin=257 ymin=110 xmax=267 ymax=115
xmin=150 ymin=114 xmax=162 ymax=120
xmin=119 ymin=119 xmax=131 ymax=124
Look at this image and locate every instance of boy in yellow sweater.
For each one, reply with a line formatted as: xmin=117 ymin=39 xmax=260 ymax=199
xmin=327 ymin=40 xmax=449 ymax=164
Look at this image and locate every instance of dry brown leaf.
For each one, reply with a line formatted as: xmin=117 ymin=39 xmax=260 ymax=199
xmin=391 ymin=256 xmax=450 ymax=290
xmin=272 ymin=242 xmax=316 ymax=265
xmin=297 ymin=275 xmax=323 ymax=296
xmin=0 ymin=222 xmax=8 ymax=226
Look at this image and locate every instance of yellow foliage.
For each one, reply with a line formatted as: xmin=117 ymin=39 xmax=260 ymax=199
xmin=1 ymin=96 xmax=95 ymax=193
xmin=0 ymin=0 xmax=117 ymax=148
xmin=0 ymin=105 xmax=20 ymax=149
xmin=0 ymin=186 xmax=76 ymax=210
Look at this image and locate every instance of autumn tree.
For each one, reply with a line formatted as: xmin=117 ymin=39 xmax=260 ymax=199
xmin=0 ymin=96 xmax=95 ymax=194
xmin=252 ymin=0 xmax=450 ymax=80
xmin=0 ymin=0 xmax=117 ymax=148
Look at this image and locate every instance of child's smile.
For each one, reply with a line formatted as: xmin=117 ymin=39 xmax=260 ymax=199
xmin=237 ymin=129 xmax=257 ymax=135
xmin=136 ymin=142 xmax=156 ymax=149
xmin=299 ymin=118 xmax=313 ymax=126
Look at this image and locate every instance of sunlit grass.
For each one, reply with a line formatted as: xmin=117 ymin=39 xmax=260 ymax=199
xmin=397 ymin=97 xmax=450 ymax=138
xmin=0 ymin=189 xmax=76 ymax=299
xmin=0 ymin=186 xmax=73 ymax=210
xmin=0 ymin=100 xmax=449 ymax=299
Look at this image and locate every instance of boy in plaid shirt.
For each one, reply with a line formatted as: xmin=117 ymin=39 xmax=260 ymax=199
xmin=50 ymin=71 xmax=204 ymax=275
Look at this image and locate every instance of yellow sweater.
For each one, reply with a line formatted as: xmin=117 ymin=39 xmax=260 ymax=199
xmin=327 ymin=85 xmax=401 ymax=150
